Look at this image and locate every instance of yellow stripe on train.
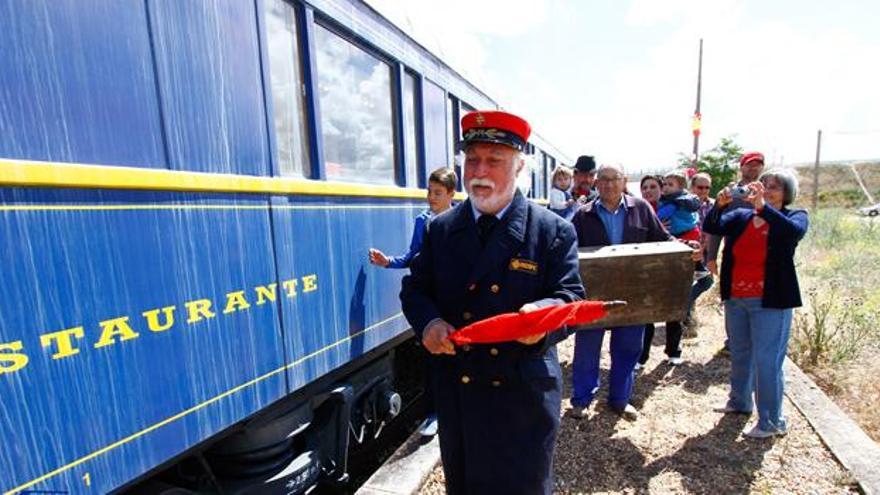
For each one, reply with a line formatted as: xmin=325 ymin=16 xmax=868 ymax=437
xmin=0 ymin=158 xmax=469 ymax=200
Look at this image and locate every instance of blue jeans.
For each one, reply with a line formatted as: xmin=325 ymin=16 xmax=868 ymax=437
xmin=687 ymin=274 xmax=714 ymax=321
xmin=571 ymin=325 xmax=644 ymax=409
xmin=724 ymin=298 xmax=792 ymax=432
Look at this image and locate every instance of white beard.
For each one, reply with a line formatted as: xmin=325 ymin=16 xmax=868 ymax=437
xmin=468 ymin=177 xmax=517 ymax=214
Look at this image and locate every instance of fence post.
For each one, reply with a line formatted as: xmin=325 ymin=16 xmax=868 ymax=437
xmin=812 ymin=129 xmax=822 ymax=211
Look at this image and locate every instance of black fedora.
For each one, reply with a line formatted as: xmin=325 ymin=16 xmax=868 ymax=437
xmin=574 ymin=155 xmax=596 ymax=173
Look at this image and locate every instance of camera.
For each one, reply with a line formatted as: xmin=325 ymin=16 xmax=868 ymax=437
xmin=729 ymin=185 xmax=750 ymax=199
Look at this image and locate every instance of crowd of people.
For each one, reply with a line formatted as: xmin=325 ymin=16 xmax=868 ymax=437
xmin=372 ymin=109 xmax=809 ymax=494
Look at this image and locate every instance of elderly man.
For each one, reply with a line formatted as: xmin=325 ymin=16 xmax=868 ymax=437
xmin=572 ymin=155 xmax=598 ymax=203
xmin=570 ymin=164 xmax=698 ymax=419
xmin=400 ymin=110 xmax=584 ymax=494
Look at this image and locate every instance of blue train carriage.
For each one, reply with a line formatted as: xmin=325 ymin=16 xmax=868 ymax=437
xmin=0 ymin=1 xmax=569 ymax=493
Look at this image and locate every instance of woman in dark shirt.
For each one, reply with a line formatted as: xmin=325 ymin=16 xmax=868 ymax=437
xmin=702 ymin=168 xmax=809 ymax=438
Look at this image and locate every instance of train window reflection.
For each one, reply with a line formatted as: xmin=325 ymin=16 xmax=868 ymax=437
xmin=265 ymin=0 xmax=310 ymax=177
xmin=403 ymin=72 xmax=420 ymax=187
xmin=314 ymin=24 xmax=395 ymax=184
xmin=422 ymin=79 xmax=447 ymax=170
xmin=533 ymin=149 xmax=545 ymax=199
xmin=446 ymin=96 xmax=456 ymax=168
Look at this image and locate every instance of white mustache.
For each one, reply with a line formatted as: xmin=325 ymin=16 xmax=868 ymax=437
xmin=469 ymin=178 xmax=496 ymax=190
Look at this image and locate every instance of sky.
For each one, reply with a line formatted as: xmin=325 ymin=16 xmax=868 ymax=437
xmin=366 ymin=0 xmax=880 ymax=172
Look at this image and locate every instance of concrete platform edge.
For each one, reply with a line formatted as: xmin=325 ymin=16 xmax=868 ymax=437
xmin=784 ymin=357 xmax=880 ymax=495
xmin=355 ymin=429 xmax=440 ymax=495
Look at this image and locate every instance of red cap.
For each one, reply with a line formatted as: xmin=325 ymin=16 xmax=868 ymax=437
xmin=740 ymin=151 xmax=764 ymax=167
xmin=460 ymin=110 xmax=531 ymax=151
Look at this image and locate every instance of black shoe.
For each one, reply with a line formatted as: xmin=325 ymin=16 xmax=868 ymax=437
xmin=609 ymin=403 xmax=638 ymax=420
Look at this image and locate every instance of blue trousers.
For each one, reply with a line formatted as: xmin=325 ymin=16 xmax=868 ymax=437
xmin=687 ymin=274 xmax=714 ymax=320
xmin=571 ymin=325 xmax=645 ymax=409
xmin=724 ymin=298 xmax=792 ymax=432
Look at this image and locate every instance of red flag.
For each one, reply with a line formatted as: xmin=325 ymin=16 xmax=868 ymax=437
xmin=448 ymin=300 xmax=624 ymax=345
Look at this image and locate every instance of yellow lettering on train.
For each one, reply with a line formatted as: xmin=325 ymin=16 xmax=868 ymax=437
xmin=223 ymin=291 xmax=251 ymax=314
xmin=143 ymin=306 xmax=176 ymax=333
xmin=0 ymin=341 xmax=29 ymax=375
xmin=282 ymin=279 xmax=298 ymax=298
xmin=302 ymin=274 xmax=318 ymax=293
xmin=185 ymin=299 xmax=216 ymax=324
xmin=40 ymin=327 xmax=85 ymax=359
xmin=93 ymin=317 xmax=140 ymax=349
xmin=254 ymin=283 xmax=277 ymax=305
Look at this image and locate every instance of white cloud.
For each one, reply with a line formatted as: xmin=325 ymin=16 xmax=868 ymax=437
xmin=366 ymin=0 xmax=880 ymax=170
xmin=366 ymin=0 xmax=547 ymax=88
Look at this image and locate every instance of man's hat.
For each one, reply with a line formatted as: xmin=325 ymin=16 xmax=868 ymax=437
xmin=574 ymin=155 xmax=596 ymax=174
xmin=740 ymin=151 xmax=764 ymax=167
xmin=460 ymin=110 xmax=530 ymax=152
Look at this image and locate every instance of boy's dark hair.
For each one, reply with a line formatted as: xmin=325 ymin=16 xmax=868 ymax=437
xmin=428 ymin=167 xmax=457 ymax=192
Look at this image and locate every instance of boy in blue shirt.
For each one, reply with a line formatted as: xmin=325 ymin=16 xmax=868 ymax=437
xmin=368 ymin=167 xmax=457 ymax=436
xmin=369 ymin=167 xmax=457 ymax=268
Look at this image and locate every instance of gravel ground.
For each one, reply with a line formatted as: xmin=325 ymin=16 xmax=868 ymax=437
xmin=419 ymin=298 xmax=858 ymax=494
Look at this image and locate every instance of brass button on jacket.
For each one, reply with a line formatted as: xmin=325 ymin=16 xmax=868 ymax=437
xmin=491 ymin=380 xmax=502 ymax=387
xmin=490 ymin=284 xmax=500 ymax=293
xmin=461 ymin=375 xmax=471 ymax=384
xmin=462 ymin=311 xmax=472 ymax=321
xmin=489 ymin=347 xmax=499 ymax=356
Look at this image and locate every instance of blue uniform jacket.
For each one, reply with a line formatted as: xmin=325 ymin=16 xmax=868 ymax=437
xmin=400 ymin=190 xmax=584 ymax=495
xmin=702 ymin=204 xmax=809 ymax=308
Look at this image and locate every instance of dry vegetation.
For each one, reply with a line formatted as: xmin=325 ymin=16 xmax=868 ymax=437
xmin=420 ymin=297 xmax=858 ymax=494
xmin=794 ymin=161 xmax=880 ymax=209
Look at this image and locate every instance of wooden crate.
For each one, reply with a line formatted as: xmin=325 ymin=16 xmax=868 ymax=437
xmin=574 ymin=241 xmax=694 ymax=329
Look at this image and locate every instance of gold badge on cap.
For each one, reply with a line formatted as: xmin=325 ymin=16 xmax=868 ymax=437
xmin=509 ymin=258 xmax=538 ymax=274
xmin=474 ymin=113 xmax=485 ymax=125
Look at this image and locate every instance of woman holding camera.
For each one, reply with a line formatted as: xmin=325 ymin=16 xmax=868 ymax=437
xmin=702 ymin=168 xmax=808 ymax=438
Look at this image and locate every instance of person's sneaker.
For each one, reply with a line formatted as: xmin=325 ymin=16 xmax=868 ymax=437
xmin=742 ymin=424 xmax=783 ymax=439
xmin=668 ymin=357 xmax=684 ymax=366
xmin=610 ymin=403 xmax=639 ymax=420
xmin=713 ymin=404 xmax=752 ymax=415
xmin=418 ymin=415 xmax=438 ymax=437
xmin=569 ymin=405 xmax=588 ymax=419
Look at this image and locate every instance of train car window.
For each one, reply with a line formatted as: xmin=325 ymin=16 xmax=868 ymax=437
xmin=529 ymin=169 xmax=537 ymax=199
xmin=541 ymin=152 xmax=550 ymax=199
xmin=265 ymin=0 xmax=310 ymax=178
xmin=314 ymin=24 xmax=395 ymax=184
xmin=403 ymin=72 xmax=420 ymax=187
xmin=446 ymin=96 xmax=456 ymax=168
xmin=423 ymin=79 xmax=448 ymax=170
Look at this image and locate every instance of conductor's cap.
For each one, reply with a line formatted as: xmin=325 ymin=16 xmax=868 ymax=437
xmin=460 ymin=111 xmax=530 ymax=152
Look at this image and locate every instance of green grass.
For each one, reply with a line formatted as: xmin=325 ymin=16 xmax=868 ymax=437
xmin=792 ymin=209 xmax=880 ymax=367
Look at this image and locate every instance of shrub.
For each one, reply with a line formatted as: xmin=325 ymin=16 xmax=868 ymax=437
xmin=791 ymin=283 xmax=878 ymax=368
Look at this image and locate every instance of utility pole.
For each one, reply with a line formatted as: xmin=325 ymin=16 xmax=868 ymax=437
xmin=812 ymin=129 xmax=822 ymax=211
xmin=692 ymin=39 xmax=703 ymax=164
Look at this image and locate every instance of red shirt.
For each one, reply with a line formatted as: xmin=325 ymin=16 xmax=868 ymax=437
xmin=731 ymin=218 xmax=769 ymax=298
